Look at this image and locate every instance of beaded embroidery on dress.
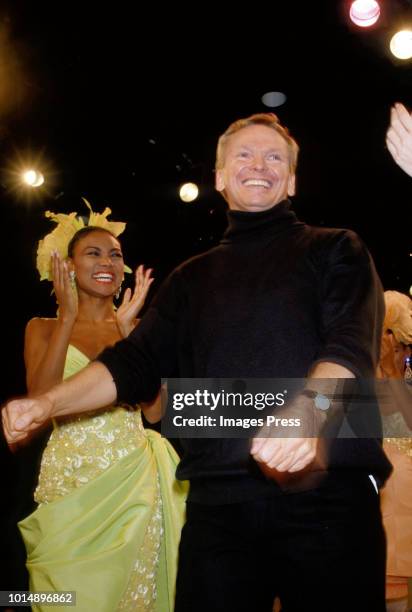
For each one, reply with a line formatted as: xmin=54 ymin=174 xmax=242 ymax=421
xmin=20 ymin=345 xmax=187 ymax=612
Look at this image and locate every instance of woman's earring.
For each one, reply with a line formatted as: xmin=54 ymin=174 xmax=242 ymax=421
xmin=115 ymin=282 xmax=123 ymax=300
xmin=69 ymin=270 xmax=76 ymax=289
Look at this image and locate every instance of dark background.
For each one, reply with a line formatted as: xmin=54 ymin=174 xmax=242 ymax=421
xmin=0 ymin=0 xmax=411 ymax=402
xmin=0 ymin=0 xmax=412 ymax=597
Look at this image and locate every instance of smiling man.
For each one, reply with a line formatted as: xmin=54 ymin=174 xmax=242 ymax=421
xmin=215 ymin=117 xmax=297 ymax=211
xmin=3 ymin=113 xmax=390 ymax=611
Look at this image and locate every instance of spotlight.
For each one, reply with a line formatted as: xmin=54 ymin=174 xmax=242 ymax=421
xmin=390 ymin=30 xmax=412 ymax=60
xmin=261 ymin=92 xmax=287 ymax=108
xmin=22 ymin=169 xmax=44 ymax=187
xmin=349 ymin=0 xmax=380 ymax=28
xmin=179 ymin=182 xmax=199 ymax=203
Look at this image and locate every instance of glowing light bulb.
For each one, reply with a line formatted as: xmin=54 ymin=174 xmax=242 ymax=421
xmin=22 ymin=169 xmax=44 ymax=187
xmin=390 ymin=30 xmax=412 ymax=60
xmin=179 ymin=182 xmax=199 ymax=203
xmin=349 ymin=0 xmax=380 ymax=28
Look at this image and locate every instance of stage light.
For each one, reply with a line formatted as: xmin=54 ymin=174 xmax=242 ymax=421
xmin=261 ymin=91 xmax=287 ymax=108
xmin=390 ymin=30 xmax=412 ymax=60
xmin=349 ymin=0 xmax=380 ymax=28
xmin=179 ymin=182 xmax=199 ymax=203
xmin=22 ymin=169 xmax=44 ymax=187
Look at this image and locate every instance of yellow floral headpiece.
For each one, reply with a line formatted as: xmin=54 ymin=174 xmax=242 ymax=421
xmin=36 ymin=198 xmax=132 ymax=281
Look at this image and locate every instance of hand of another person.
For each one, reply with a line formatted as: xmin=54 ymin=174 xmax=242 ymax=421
xmin=52 ymin=251 xmax=78 ymax=323
xmin=386 ymin=103 xmax=412 ymax=177
xmin=2 ymin=395 xmax=54 ymax=445
xmin=116 ymin=265 xmax=154 ymax=337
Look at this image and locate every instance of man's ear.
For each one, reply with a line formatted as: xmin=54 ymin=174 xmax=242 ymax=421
xmin=215 ymin=169 xmax=225 ymax=192
xmin=287 ymin=174 xmax=296 ymax=196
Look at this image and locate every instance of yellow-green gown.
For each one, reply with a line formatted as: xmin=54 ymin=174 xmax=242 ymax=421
xmin=19 ymin=345 xmax=187 ymax=611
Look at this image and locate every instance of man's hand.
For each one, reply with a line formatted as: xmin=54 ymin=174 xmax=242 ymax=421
xmin=250 ymin=390 xmax=323 ymax=474
xmin=251 ymin=436 xmax=318 ymax=473
xmin=386 ymin=103 xmax=412 ymax=177
xmin=2 ymin=396 xmax=53 ymax=445
xmin=252 ymin=367 xmax=353 ymax=479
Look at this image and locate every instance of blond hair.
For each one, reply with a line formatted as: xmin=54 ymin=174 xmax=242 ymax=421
xmin=215 ymin=113 xmax=299 ymax=173
xmin=384 ymin=290 xmax=412 ymax=345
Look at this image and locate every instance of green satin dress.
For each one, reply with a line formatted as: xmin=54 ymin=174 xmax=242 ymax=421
xmin=19 ymin=345 xmax=187 ymax=611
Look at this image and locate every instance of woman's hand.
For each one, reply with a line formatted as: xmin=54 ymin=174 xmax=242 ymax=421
xmin=116 ymin=265 xmax=154 ymax=337
xmin=52 ymin=251 xmax=78 ymax=324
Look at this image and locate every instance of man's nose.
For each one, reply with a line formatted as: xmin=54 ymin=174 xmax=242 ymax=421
xmin=251 ymin=154 xmax=266 ymax=171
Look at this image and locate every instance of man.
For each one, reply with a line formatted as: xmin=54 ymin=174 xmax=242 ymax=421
xmin=3 ymin=114 xmax=391 ymax=611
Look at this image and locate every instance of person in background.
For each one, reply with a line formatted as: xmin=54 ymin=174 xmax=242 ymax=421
xmin=378 ymin=291 xmax=412 ymax=612
xmin=381 ymin=101 xmax=412 ymax=612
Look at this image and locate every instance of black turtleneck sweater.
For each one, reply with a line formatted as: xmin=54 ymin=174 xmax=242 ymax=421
xmin=98 ymin=200 xmax=391 ymax=503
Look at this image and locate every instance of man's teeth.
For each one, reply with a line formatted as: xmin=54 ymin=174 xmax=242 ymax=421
xmin=243 ymin=179 xmax=271 ymax=187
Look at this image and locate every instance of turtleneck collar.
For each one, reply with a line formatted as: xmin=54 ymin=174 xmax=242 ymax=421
xmin=221 ymin=199 xmax=303 ymax=244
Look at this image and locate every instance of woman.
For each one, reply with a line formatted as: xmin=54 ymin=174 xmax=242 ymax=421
xmin=378 ymin=290 xmax=412 ymax=612
xmin=19 ymin=204 xmax=187 ymax=612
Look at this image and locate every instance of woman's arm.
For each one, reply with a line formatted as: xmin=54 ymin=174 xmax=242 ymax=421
xmin=25 ymin=254 xmax=77 ymax=395
xmin=25 ymin=317 xmax=74 ymax=395
xmin=2 ymin=361 xmax=118 ymax=444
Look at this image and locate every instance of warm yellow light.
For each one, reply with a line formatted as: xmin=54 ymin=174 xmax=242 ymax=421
xmin=179 ymin=182 xmax=199 ymax=203
xmin=22 ymin=169 xmax=44 ymax=187
xmin=390 ymin=30 xmax=412 ymax=60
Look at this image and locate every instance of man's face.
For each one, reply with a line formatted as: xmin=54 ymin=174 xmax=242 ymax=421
xmin=215 ymin=124 xmax=296 ymax=212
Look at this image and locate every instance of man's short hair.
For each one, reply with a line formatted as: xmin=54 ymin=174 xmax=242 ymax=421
xmin=215 ymin=113 xmax=299 ymax=173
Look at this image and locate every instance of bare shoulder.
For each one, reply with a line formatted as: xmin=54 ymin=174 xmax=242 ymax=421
xmin=25 ymin=317 xmax=57 ymax=341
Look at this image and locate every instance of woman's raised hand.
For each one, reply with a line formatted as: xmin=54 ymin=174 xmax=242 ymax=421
xmin=52 ymin=251 xmax=78 ymax=323
xmin=116 ymin=265 xmax=154 ymax=337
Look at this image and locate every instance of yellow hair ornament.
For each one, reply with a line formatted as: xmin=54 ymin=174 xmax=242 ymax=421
xmin=36 ymin=198 xmax=132 ymax=281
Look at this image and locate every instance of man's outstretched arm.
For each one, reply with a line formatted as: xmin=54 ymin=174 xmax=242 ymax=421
xmin=2 ymin=361 xmax=116 ymax=444
xmin=251 ymin=362 xmax=355 ymax=473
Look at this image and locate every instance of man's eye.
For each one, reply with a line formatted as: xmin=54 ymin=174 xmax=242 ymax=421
xmin=112 ymin=252 xmax=123 ymax=258
xmin=268 ymin=153 xmax=281 ymax=161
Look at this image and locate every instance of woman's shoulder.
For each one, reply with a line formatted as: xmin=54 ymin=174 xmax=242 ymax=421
xmin=25 ymin=317 xmax=58 ymax=339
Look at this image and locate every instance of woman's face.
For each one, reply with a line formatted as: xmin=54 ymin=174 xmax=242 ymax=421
xmin=69 ymin=230 xmax=124 ymax=298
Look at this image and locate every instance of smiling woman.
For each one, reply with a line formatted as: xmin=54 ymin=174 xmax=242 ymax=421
xmin=15 ymin=205 xmax=187 ymax=612
xmin=67 ymin=226 xmax=125 ymax=301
